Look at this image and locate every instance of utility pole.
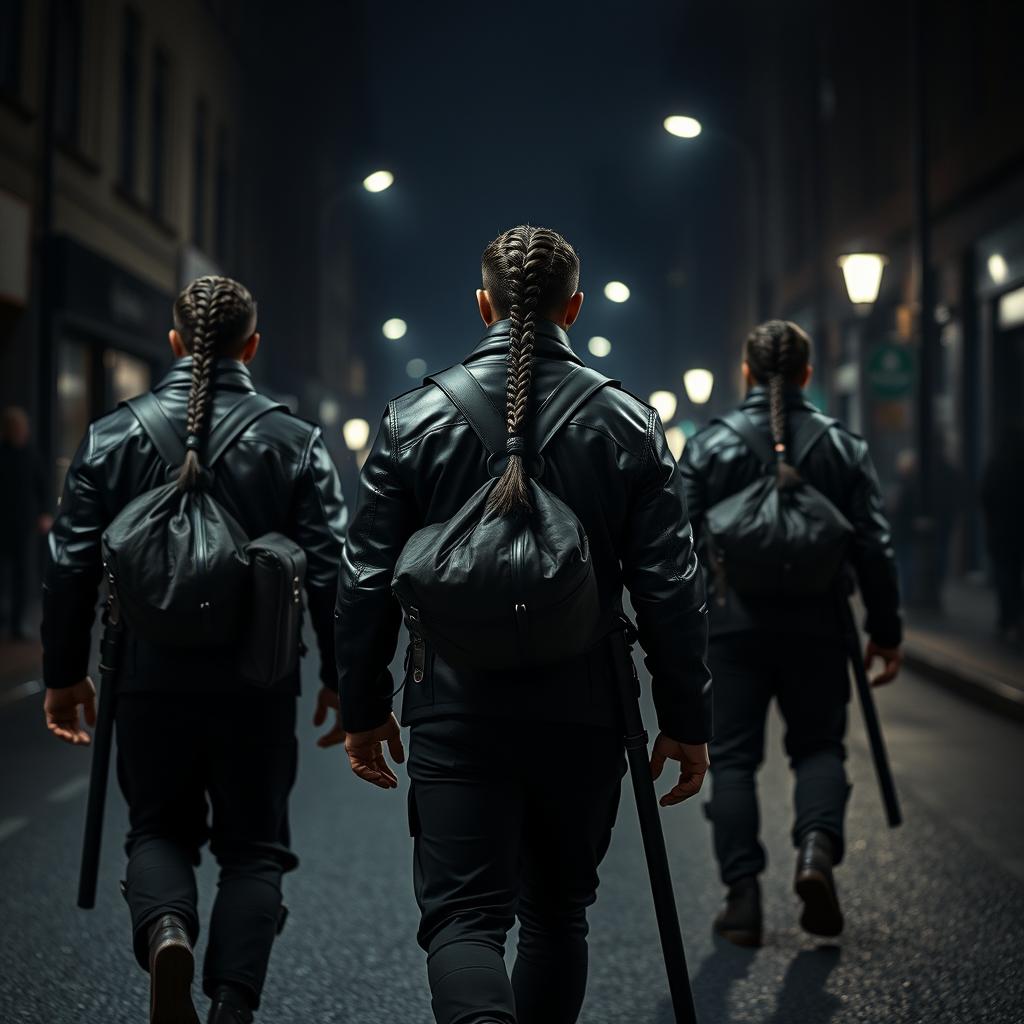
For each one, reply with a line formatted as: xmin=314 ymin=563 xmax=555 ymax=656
xmin=908 ymin=0 xmax=940 ymax=609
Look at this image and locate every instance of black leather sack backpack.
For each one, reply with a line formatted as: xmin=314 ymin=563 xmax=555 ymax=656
xmin=392 ymin=364 xmax=616 ymax=673
xmin=704 ymin=409 xmax=854 ymax=597
xmin=102 ymin=392 xmax=305 ymax=685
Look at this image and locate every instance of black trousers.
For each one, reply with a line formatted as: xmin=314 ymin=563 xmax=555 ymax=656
xmin=115 ymin=691 xmax=299 ymax=1009
xmin=706 ymin=633 xmax=851 ymax=886
xmin=408 ymin=717 xmax=625 ymax=1024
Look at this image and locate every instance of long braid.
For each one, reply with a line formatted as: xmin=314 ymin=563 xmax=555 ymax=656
xmin=486 ymin=227 xmax=564 ymax=515
xmin=745 ymin=319 xmax=810 ymax=490
xmin=173 ymin=275 xmax=257 ymax=490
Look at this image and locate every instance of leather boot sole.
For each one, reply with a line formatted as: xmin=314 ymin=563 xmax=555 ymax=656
xmin=713 ymin=922 xmax=763 ymax=948
xmin=150 ymin=936 xmax=199 ymax=1024
xmin=795 ymin=867 xmax=844 ymax=937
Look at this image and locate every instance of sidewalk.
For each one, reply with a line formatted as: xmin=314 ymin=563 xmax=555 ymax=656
xmin=903 ymin=578 xmax=1024 ymax=721
xmin=0 ymin=604 xmax=43 ymax=708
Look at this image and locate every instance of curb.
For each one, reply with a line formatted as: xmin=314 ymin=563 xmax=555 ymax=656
xmin=904 ymin=643 xmax=1024 ymax=723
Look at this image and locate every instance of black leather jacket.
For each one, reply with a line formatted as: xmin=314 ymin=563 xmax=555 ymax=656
xmin=679 ymin=387 xmax=902 ymax=649
xmin=42 ymin=358 xmax=348 ymax=693
xmin=334 ymin=320 xmax=711 ymax=744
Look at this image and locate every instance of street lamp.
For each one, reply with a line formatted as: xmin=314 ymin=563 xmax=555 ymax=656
xmin=406 ymin=357 xmax=427 ymax=379
xmin=648 ymin=390 xmax=678 ymax=422
xmin=603 ymin=281 xmax=630 ymax=303
xmin=665 ymin=426 xmax=686 ymax=460
xmin=588 ymin=336 xmax=612 ymax=357
xmin=382 ymin=317 xmax=407 ymax=340
xmin=837 ymin=253 xmax=887 ymax=308
xmin=663 ymin=115 xmax=702 ymax=139
xmin=683 ymin=368 xmax=714 ymax=405
xmin=362 ymin=169 xmax=394 ymax=193
xmin=342 ymin=417 xmax=371 ymax=451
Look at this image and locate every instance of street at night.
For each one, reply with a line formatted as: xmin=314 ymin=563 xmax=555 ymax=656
xmin=2 ymin=644 xmax=1023 ymax=1023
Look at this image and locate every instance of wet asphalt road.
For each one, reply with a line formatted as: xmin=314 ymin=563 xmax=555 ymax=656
xmin=1 ymin=643 xmax=1023 ymax=1024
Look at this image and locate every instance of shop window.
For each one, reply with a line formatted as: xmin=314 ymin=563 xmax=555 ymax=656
xmin=118 ymin=6 xmax=141 ymax=193
xmin=54 ymin=338 xmax=92 ymax=498
xmin=214 ymin=125 xmax=229 ymax=262
xmin=150 ymin=49 xmax=169 ymax=219
xmin=103 ymin=349 xmax=150 ymax=406
xmin=192 ymin=98 xmax=208 ymax=248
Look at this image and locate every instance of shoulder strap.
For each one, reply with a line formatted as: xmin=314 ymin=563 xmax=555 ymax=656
xmin=790 ymin=412 xmax=838 ymax=468
xmin=205 ymin=393 xmax=288 ymax=467
xmin=715 ymin=409 xmax=775 ymax=467
xmin=126 ymin=393 xmax=187 ymax=469
xmin=533 ymin=366 xmax=619 ymax=453
xmin=426 ymin=364 xmax=506 ymax=457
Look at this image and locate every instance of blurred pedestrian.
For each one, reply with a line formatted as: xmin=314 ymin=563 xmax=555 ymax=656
xmin=681 ymin=320 xmax=902 ymax=947
xmin=0 ymin=406 xmax=50 ymax=640
xmin=40 ymin=277 xmax=348 ymax=1024
xmin=981 ymin=421 xmax=1024 ymax=645
xmin=331 ymin=226 xmax=711 ymax=1024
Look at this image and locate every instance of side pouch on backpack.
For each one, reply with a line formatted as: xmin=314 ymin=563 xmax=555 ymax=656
xmin=237 ymin=532 xmax=307 ymax=688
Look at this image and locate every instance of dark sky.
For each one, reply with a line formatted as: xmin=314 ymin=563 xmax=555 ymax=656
xmin=330 ymin=0 xmax=752 ymax=416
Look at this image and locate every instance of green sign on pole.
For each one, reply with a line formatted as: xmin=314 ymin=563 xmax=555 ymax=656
xmin=867 ymin=343 xmax=914 ymax=400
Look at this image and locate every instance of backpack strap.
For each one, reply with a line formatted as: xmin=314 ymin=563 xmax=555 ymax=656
xmin=426 ymin=364 xmax=506 ymax=457
xmin=533 ymin=366 xmax=619 ymax=453
xmin=714 ymin=409 xmax=775 ymax=467
xmin=126 ymin=393 xmax=187 ymax=469
xmin=790 ymin=412 xmax=837 ymax=468
xmin=205 ymin=393 xmax=288 ymax=467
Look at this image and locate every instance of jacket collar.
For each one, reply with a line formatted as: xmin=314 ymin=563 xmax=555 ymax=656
xmin=741 ymin=385 xmax=818 ymax=413
xmin=153 ymin=357 xmax=257 ymax=393
xmin=466 ymin=319 xmax=585 ymax=366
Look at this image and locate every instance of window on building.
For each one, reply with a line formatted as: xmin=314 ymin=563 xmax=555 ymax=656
xmin=192 ymin=98 xmax=208 ymax=247
xmin=150 ymin=49 xmax=168 ymax=219
xmin=53 ymin=0 xmax=82 ymax=146
xmin=215 ymin=126 xmax=229 ymax=262
xmin=118 ymin=6 xmax=141 ymax=192
xmin=0 ymin=0 xmax=24 ymax=98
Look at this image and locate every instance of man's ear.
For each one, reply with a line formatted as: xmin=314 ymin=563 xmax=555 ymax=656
xmin=169 ymin=329 xmax=189 ymax=359
xmin=239 ymin=333 xmax=260 ymax=364
xmin=563 ymin=291 xmax=584 ymax=328
xmin=802 ymin=364 xmax=814 ymax=389
xmin=741 ymin=361 xmax=754 ymax=388
xmin=476 ymin=289 xmax=497 ymax=326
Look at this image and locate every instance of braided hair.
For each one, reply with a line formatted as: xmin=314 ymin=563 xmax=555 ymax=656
xmin=172 ymin=275 xmax=257 ymax=490
xmin=744 ymin=319 xmax=812 ymax=489
xmin=480 ymin=225 xmax=580 ymax=515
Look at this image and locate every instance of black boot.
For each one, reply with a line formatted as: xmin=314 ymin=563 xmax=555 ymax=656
xmin=713 ymin=876 xmax=763 ymax=947
xmin=148 ymin=913 xmax=199 ymax=1024
xmin=208 ymin=985 xmax=254 ymax=1024
xmin=794 ymin=830 xmax=844 ymax=937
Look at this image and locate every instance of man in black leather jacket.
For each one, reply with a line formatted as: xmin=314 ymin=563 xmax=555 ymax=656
xmin=41 ymin=277 xmax=347 ymax=1024
xmin=680 ymin=319 xmax=902 ymax=947
xmin=330 ymin=226 xmax=711 ymax=1024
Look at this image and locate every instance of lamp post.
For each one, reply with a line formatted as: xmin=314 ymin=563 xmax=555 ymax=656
xmin=663 ymin=114 xmax=762 ymax=326
xmin=683 ymin=368 xmax=714 ymax=406
xmin=837 ymin=253 xmax=888 ymax=310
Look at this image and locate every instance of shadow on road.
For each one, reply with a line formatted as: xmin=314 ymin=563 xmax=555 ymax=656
xmin=654 ymin=940 xmax=841 ymax=1024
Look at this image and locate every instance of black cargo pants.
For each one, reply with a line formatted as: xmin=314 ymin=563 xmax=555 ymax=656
xmin=705 ymin=633 xmax=852 ymax=886
xmin=408 ymin=717 xmax=625 ymax=1024
xmin=115 ymin=691 xmax=298 ymax=1010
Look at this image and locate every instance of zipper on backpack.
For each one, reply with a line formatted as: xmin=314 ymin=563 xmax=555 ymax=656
xmin=408 ymin=606 xmax=425 ymax=683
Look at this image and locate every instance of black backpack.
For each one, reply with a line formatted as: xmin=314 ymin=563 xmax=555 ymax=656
xmin=703 ymin=409 xmax=854 ymax=597
xmin=392 ymin=363 xmax=617 ymax=674
xmin=101 ymin=391 xmax=305 ymax=664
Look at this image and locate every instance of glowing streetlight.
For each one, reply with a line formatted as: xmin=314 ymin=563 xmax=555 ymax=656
xmin=342 ymin=417 xmax=371 ymax=451
xmin=362 ymin=169 xmax=394 ymax=193
xmin=988 ymin=253 xmax=1009 ymax=285
xmin=382 ymin=317 xmax=407 ymax=340
xmin=318 ymin=397 xmax=340 ymax=426
xmin=406 ymin=357 xmax=427 ymax=379
xmin=648 ymin=390 xmax=678 ymax=423
xmin=837 ymin=253 xmax=887 ymax=306
xmin=603 ymin=281 xmax=631 ymax=303
xmin=588 ymin=336 xmax=612 ymax=358
xmin=665 ymin=426 xmax=686 ymax=460
xmin=683 ymin=368 xmax=714 ymax=405
xmin=663 ymin=115 xmax=703 ymax=139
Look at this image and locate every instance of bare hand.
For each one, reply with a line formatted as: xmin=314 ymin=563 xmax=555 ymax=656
xmin=344 ymin=713 xmax=406 ymax=790
xmin=44 ymin=678 xmax=97 ymax=745
xmin=312 ymin=686 xmax=344 ymax=748
xmin=37 ymin=513 xmax=54 ymax=535
xmin=650 ymin=734 xmax=709 ymax=807
xmin=864 ymin=641 xmax=902 ymax=687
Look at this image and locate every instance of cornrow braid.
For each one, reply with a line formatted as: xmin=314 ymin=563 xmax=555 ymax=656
xmin=744 ymin=319 xmax=811 ymax=490
xmin=172 ymin=275 xmax=258 ymax=490
xmin=481 ymin=225 xmax=579 ymax=516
